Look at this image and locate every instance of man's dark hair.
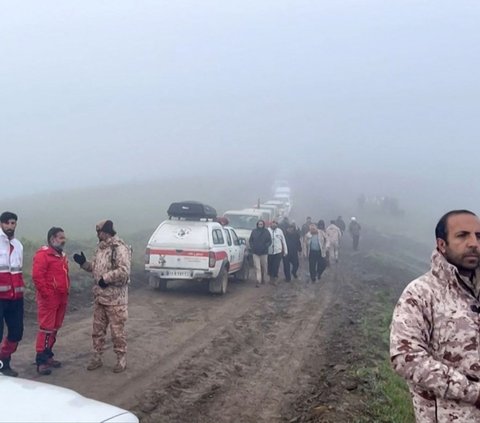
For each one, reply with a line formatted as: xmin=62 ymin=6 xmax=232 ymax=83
xmin=435 ymin=210 xmax=477 ymax=241
xmin=48 ymin=227 xmax=64 ymax=243
xmin=0 ymin=211 xmax=18 ymax=223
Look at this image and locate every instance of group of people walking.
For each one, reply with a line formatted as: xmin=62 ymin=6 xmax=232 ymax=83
xmin=249 ymin=215 xmax=362 ymax=286
xmin=0 ymin=211 xmax=131 ymax=378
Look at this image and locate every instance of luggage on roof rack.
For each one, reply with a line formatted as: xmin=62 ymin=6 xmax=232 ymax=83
xmin=167 ymin=201 xmax=217 ymax=220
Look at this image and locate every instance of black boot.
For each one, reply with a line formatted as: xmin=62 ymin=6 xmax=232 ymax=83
xmin=36 ymin=352 xmax=52 ymax=376
xmin=46 ymin=348 xmax=61 ymax=368
xmin=0 ymin=358 xmax=19 ymax=377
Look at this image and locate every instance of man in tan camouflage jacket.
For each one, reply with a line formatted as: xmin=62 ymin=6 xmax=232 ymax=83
xmin=74 ymin=220 xmax=131 ymax=373
xmin=390 ymin=210 xmax=480 ymax=422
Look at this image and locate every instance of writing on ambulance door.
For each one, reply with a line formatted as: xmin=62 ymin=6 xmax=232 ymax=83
xmin=224 ymin=229 xmax=234 ymax=267
xmin=230 ymin=229 xmax=242 ymax=271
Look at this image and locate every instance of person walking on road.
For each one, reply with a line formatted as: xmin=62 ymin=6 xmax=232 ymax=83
xmin=301 ymin=217 xmax=313 ymax=238
xmin=74 ymin=220 xmax=131 ymax=373
xmin=335 ymin=216 xmax=346 ymax=235
xmin=249 ymin=220 xmax=272 ymax=288
xmin=279 ymin=217 xmax=290 ymax=235
xmin=268 ymin=221 xmax=288 ymax=285
xmin=317 ymin=220 xmax=329 ymax=265
xmin=283 ymin=224 xmax=302 ymax=282
xmin=348 ymin=217 xmax=361 ymax=251
xmin=32 ymin=227 xmax=70 ymax=375
xmin=301 ymin=217 xmax=312 ymax=258
xmin=326 ymin=220 xmax=342 ymax=264
xmin=305 ymin=224 xmax=328 ymax=282
xmin=390 ymin=210 xmax=480 ymax=422
xmin=0 ymin=212 xmax=25 ymax=377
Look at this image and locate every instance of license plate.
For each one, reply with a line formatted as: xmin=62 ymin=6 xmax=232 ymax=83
xmin=160 ymin=270 xmax=192 ymax=278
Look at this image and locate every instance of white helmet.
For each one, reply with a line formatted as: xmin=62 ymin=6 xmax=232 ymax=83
xmin=351 ymin=217 xmax=356 ymax=221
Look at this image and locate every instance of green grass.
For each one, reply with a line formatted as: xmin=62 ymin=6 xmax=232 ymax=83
xmin=356 ymin=291 xmax=415 ymax=423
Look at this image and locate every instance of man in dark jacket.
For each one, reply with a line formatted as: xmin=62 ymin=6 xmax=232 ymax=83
xmin=349 ymin=217 xmax=361 ymax=250
xmin=283 ymin=224 xmax=302 ymax=281
xmin=279 ymin=217 xmax=290 ymax=234
xmin=249 ymin=220 xmax=272 ymax=288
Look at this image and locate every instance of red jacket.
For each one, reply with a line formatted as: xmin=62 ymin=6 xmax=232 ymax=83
xmin=0 ymin=231 xmax=25 ymax=300
xmin=32 ymin=246 xmax=70 ymax=296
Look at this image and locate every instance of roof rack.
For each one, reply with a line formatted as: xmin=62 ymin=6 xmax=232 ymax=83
xmin=167 ymin=201 xmax=217 ymax=220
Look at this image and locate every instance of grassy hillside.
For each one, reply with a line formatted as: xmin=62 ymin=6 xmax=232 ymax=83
xmin=4 ymin=174 xmax=274 ymax=241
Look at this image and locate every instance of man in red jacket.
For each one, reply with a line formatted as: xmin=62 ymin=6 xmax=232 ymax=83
xmin=32 ymin=227 xmax=70 ymax=375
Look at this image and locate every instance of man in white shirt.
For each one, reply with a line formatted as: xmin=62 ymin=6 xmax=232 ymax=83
xmin=268 ymin=221 xmax=288 ymax=285
xmin=0 ymin=211 xmax=25 ymax=377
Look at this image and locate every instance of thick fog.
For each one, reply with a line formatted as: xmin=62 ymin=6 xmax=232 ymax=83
xmin=1 ymin=0 xmax=479 ymax=233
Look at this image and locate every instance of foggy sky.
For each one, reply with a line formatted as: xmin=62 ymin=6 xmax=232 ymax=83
xmin=1 ymin=0 xmax=479 ymax=201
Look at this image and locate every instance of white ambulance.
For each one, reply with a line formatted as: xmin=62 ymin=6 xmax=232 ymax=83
xmin=145 ymin=202 xmax=248 ymax=295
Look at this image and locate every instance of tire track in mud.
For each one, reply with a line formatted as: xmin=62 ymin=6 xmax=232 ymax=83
xmin=133 ymin=267 xmax=342 ymax=423
xmin=11 ymin=228 xmax=424 ymax=423
xmin=113 ymin=282 xmax=270 ymax=408
xmin=280 ymin=260 xmax=369 ymax=423
xmin=279 ymin=229 xmax=429 ymax=423
xmin=13 ymin=280 xmax=268 ymax=406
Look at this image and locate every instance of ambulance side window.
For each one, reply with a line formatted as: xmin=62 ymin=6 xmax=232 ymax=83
xmin=231 ymin=230 xmax=240 ymax=246
xmin=224 ymin=229 xmax=232 ymax=246
xmin=212 ymin=229 xmax=225 ymax=245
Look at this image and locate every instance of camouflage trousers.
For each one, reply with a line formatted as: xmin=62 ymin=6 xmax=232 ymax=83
xmin=92 ymin=303 xmax=128 ymax=355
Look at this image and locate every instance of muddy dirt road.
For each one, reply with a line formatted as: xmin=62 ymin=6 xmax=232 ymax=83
xmin=13 ymin=229 xmax=430 ymax=422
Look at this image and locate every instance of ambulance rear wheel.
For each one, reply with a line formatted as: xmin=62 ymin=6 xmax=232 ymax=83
xmin=235 ymin=258 xmax=250 ymax=281
xmin=209 ymin=267 xmax=228 ymax=295
xmin=149 ymin=275 xmax=168 ymax=291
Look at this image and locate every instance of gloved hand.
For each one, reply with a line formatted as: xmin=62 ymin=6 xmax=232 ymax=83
xmin=98 ymin=277 xmax=108 ymax=289
xmin=73 ymin=252 xmax=86 ymax=266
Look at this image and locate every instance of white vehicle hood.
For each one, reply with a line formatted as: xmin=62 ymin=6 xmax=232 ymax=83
xmin=0 ymin=376 xmax=138 ymax=423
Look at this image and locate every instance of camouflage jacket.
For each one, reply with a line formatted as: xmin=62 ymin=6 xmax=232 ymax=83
xmin=390 ymin=249 xmax=480 ymax=422
xmin=82 ymin=236 xmax=131 ymax=306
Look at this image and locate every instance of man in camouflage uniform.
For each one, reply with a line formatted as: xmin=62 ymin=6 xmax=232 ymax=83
xmin=74 ymin=220 xmax=131 ymax=373
xmin=390 ymin=210 xmax=480 ymax=422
